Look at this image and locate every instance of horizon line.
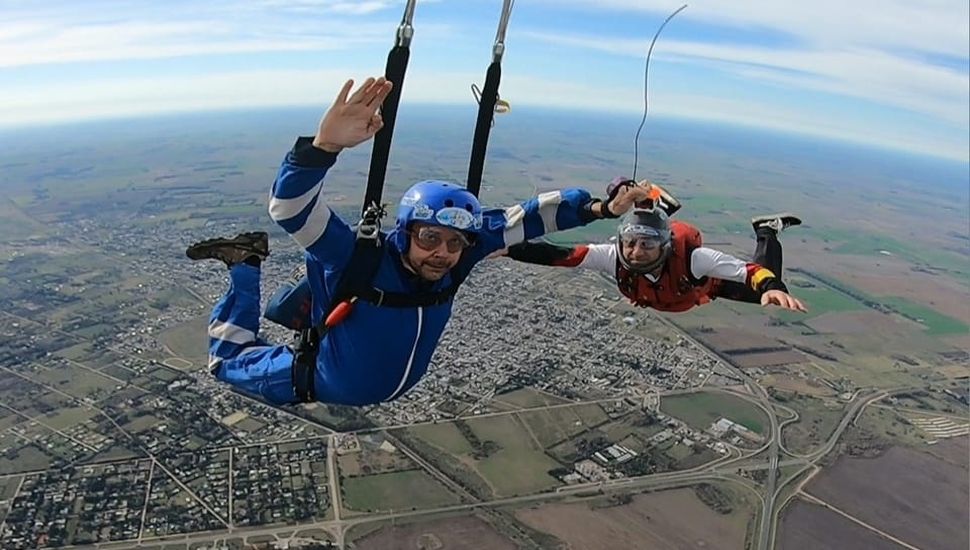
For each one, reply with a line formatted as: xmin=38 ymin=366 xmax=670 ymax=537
xmin=1 ymin=101 xmax=968 ymax=166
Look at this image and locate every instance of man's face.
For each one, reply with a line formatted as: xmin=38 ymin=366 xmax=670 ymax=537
xmin=621 ymin=235 xmax=664 ymax=270
xmin=405 ymin=223 xmax=472 ymax=281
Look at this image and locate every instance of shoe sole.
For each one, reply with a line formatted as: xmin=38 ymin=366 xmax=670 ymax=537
xmin=751 ymin=212 xmax=801 ymax=228
xmin=186 ymin=232 xmax=269 ymax=260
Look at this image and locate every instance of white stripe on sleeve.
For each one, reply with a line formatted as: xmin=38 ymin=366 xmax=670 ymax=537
xmin=290 ymin=199 xmax=334 ymax=249
xmin=208 ymin=320 xmax=256 ymax=345
xmin=536 ymin=191 xmax=563 ymax=234
xmin=502 ymin=204 xmax=526 ymax=246
xmin=268 ymin=181 xmax=323 ymax=221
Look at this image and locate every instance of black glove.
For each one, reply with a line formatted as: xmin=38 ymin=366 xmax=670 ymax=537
xmin=601 ymin=178 xmax=636 ymax=219
xmin=759 ymin=277 xmax=789 ymax=294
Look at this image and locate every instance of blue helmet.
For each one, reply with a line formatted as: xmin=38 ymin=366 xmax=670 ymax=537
xmin=396 ymin=180 xmax=483 ymax=234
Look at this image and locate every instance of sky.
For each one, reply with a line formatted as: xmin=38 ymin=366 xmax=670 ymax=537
xmin=1 ymin=0 xmax=968 ymax=162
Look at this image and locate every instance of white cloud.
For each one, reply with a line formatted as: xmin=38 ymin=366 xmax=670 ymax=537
xmin=0 ymin=8 xmax=396 ymax=68
xmin=328 ymin=1 xmax=396 ymax=15
xmin=254 ymin=0 xmax=398 ymax=15
xmin=0 ymin=1 xmax=455 ymax=68
xmin=547 ymin=0 xmax=970 ymax=57
xmin=0 ymin=69 xmax=351 ymax=125
xmin=521 ymin=31 xmax=969 ymax=128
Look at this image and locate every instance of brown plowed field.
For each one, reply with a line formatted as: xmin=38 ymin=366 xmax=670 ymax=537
xmin=778 ymin=499 xmax=904 ymax=549
xmin=727 ymin=350 xmax=808 ymax=368
xmin=806 ymin=310 xmax=914 ymax=335
xmin=693 ymin=328 xmax=783 ymax=352
xmin=924 ymin=436 xmax=969 ymax=468
xmin=806 ymin=445 xmax=969 ymax=550
xmin=354 ymin=515 xmax=516 ymax=550
xmin=516 ymin=488 xmax=749 ymax=549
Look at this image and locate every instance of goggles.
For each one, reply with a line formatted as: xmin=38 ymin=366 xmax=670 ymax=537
xmin=618 ymin=224 xmax=666 ymax=248
xmin=620 ymin=235 xmax=664 ymax=251
xmin=409 ymin=226 xmax=473 ymax=253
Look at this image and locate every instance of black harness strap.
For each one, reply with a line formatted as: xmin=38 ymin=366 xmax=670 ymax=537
xmin=292 ymin=333 xmax=317 ymax=403
xmin=355 ymin=284 xmax=460 ymax=309
xmin=466 ymin=0 xmax=514 ymax=198
xmin=291 ymin=3 xmax=416 ymax=404
xmin=291 ymin=1 xmax=515 ymax=403
xmin=292 ymin=245 xmax=470 ymax=403
xmin=362 ymin=2 xmax=415 ymax=214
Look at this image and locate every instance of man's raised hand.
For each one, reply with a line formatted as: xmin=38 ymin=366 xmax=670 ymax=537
xmin=314 ymin=77 xmax=394 ymax=153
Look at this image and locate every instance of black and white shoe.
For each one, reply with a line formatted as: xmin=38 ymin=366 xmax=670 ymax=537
xmin=186 ymin=231 xmax=269 ymax=267
xmin=751 ymin=213 xmax=801 ymax=234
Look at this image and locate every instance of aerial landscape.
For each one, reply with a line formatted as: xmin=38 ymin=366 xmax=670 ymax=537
xmin=0 ymin=105 xmax=966 ymax=549
xmin=0 ymin=1 xmax=967 ymax=549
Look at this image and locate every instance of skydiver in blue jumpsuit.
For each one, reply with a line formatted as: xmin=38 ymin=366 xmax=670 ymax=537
xmin=186 ymin=77 xmax=653 ymax=407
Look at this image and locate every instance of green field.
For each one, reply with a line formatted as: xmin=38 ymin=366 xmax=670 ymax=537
xmin=662 ymin=392 xmax=768 ymax=434
xmin=851 ymin=406 xmax=926 ymax=448
xmin=0 ymin=200 xmax=48 ymax=239
xmin=35 ymin=390 xmax=77 ymax=411
xmin=0 ymin=412 xmax=23 ymax=432
xmin=0 ymin=441 xmax=52 ymax=474
xmin=52 ymin=342 xmax=93 ymax=362
xmin=774 ymin=282 xmax=863 ymax=322
xmin=518 ymin=404 xmax=609 ymax=448
xmin=544 ymin=219 xmax=616 ymax=244
xmin=494 ymin=387 xmax=572 ymax=409
xmin=342 ymin=470 xmax=458 ymax=512
xmin=146 ymin=367 xmax=181 ymax=382
xmin=464 ymin=415 xmax=563 ymax=496
xmin=779 ymin=271 xmax=966 ymax=335
xmin=43 ymin=407 xmax=97 ymax=430
xmin=680 ymin=193 xmax=750 ymax=215
xmin=410 ymin=423 xmax=475 ymax=455
xmin=34 ymin=364 xmax=120 ymax=399
xmin=595 ymin=416 xmax=666 ymax=455
xmin=813 ymin=226 xmax=969 ymax=279
xmin=878 ymin=296 xmax=968 ymax=336
xmin=779 ymin=396 xmax=844 ymax=455
xmin=122 ymin=414 xmax=164 ymax=433
xmin=0 ymin=476 xmax=22 ymax=500
xmin=820 ymin=227 xmax=917 ymax=258
xmin=91 ymin=445 xmax=141 ymax=462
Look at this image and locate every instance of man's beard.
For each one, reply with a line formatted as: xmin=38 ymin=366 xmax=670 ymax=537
xmin=404 ymin=255 xmax=453 ymax=281
xmin=418 ymin=259 xmax=452 ymax=280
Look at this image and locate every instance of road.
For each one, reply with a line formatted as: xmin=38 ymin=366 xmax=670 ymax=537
xmin=653 ymin=314 xmax=900 ymax=550
xmin=76 ymin=381 xmax=907 ymax=550
xmin=92 ymin=468 xmax=762 ymax=550
xmin=21 ymin=295 xmax=912 ymax=550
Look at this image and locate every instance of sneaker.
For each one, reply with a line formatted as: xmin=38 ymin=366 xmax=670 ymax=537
xmin=751 ymin=213 xmax=801 ymax=234
xmin=186 ymin=231 xmax=269 ymax=267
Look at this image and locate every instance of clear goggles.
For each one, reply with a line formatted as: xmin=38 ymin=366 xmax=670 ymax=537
xmin=409 ymin=226 xmax=473 ymax=253
xmin=618 ymin=224 xmax=666 ymax=250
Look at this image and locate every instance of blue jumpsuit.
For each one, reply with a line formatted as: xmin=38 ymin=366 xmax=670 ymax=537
xmin=208 ymin=137 xmax=598 ymax=406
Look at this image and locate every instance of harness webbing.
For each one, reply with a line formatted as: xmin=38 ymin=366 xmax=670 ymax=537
xmin=362 ymin=1 xmax=416 ymax=214
xmin=466 ymin=0 xmax=514 ymax=198
xmin=292 ymin=1 xmax=417 ymax=403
